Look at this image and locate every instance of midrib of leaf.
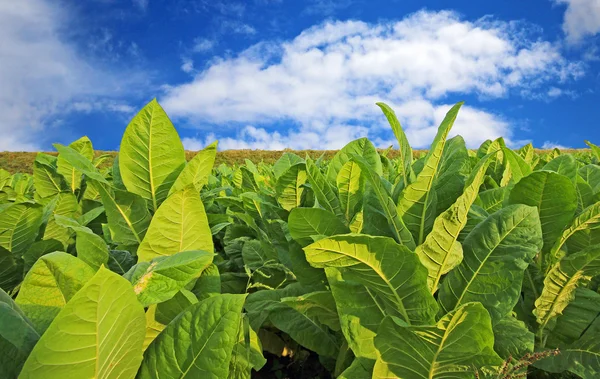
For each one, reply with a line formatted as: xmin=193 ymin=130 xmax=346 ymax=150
xmin=147 ymin=107 xmax=157 ymax=211
xmin=427 ymin=313 xmax=477 ymax=379
xmin=179 ymin=194 xmax=185 ymax=252
xmin=551 ymin=204 xmax=600 ymax=259
xmin=417 ymin=151 xmax=441 ymax=245
xmin=108 ymin=191 xmax=142 ymax=244
xmin=3 ymin=206 xmax=28 ymax=252
xmin=453 ymin=218 xmax=523 ymax=309
xmin=313 ymin=246 xmax=411 ymax=325
xmin=71 ymin=168 xmax=76 ymax=193
xmin=429 ymin=222 xmax=460 ymax=293
xmin=539 ymin=270 xmax=585 ymax=332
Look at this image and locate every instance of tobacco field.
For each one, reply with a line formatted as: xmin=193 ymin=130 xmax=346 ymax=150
xmin=1 ymin=99 xmax=599 ymax=379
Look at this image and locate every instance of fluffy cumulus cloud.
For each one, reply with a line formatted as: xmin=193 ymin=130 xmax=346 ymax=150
xmin=555 ymin=0 xmax=600 ymax=43
xmin=162 ymin=10 xmax=582 ymax=150
xmin=0 ymin=0 xmax=139 ymax=151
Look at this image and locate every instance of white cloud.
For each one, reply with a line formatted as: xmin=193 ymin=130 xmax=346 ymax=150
xmin=555 ymin=0 xmax=600 ymax=43
xmin=542 ymin=141 xmax=570 ymax=149
xmin=181 ymin=58 xmax=194 ymax=73
xmin=0 ymin=0 xmax=143 ymax=151
xmin=192 ymin=38 xmax=215 ymax=53
xmin=220 ymin=20 xmax=257 ymax=35
xmin=161 ymin=10 xmax=582 ymax=149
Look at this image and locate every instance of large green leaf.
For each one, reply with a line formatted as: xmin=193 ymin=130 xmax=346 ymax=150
xmin=97 ymin=184 xmax=151 ymax=245
xmin=52 ymin=143 xmax=109 ymax=185
xmin=325 ymin=268 xmax=385 ymax=359
xmin=42 ymin=192 xmax=80 ymax=248
xmin=534 ymin=246 xmax=600 ymax=332
xmin=16 ymin=252 xmax=95 ymax=334
xmin=288 ymin=207 xmax=349 ymax=246
xmin=546 ymin=287 xmax=600 ymax=346
xmin=305 ymin=158 xmax=344 ymax=218
xmin=127 ymin=250 xmax=213 ymax=307
xmin=509 ymin=170 xmax=577 ymax=263
xmin=275 ymin=162 xmax=306 ymax=211
xmin=438 ymin=204 xmax=542 ymax=321
xmin=543 ymin=154 xmax=578 ymax=183
xmin=57 ymin=136 xmax=94 ymax=192
xmin=493 ymin=315 xmax=534 ymax=359
xmin=579 ymin=164 xmax=600 ymax=194
xmin=0 ymin=203 xmax=43 ymax=256
xmin=169 ymin=141 xmax=218 ymax=195
xmin=138 ymin=294 xmax=246 ymax=379
xmin=19 ymin=267 xmax=145 ymax=379
xmin=549 ymin=200 xmax=600 ymax=265
xmin=273 ymin=152 xmax=304 ymax=179
xmin=119 ymin=99 xmax=186 ymax=210
xmin=376 ymin=102 xmax=412 ymax=185
xmin=228 ymin=318 xmax=266 ymax=378
xmin=535 ymin=316 xmax=600 ymax=379
xmin=0 ymin=246 xmax=23 ymax=292
xmin=372 ymin=302 xmax=502 ymax=379
xmin=416 ymin=153 xmax=493 ymax=292
xmin=137 ymin=186 xmax=213 ymax=262
xmin=501 ymin=146 xmax=532 ymax=186
xmin=55 ymin=216 xmax=109 ymax=270
xmin=32 ymin=153 xmax=67 ymax=198
xmin=352 ymin=155 xmax=415 ymax=248
xmin=336 ymin=160 xmax=364 ymax=223
xmin=280 ymin=290 xmax=340 ymax=332
xmin=398 ymin=102 xmax=463 ymax=244
xmin=0 ymin=288 xmax=39 ymax=378
xmin=304 ymin=234 xmax=437 ymax=325
xmin=326 ymin=137 xmax=381 ymax=184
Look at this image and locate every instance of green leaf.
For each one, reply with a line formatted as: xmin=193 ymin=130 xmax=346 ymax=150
xmin=535 ymin=316 xmax=600 ymax=378
xmin=0 ymin=288 xmax=39 ymax=378
xmin=119 ymin=99 xmax=186 ymax=210
xmin=438 ymin=204 xmax=543 ymax=321
xmin=22 ymin=239 xmax=63 ymax=274
xmin=546 ymin=287 xmax=600 ymax=346
xmin=416 ymin=153 xmax=493 ymax=292
xmin=191 ymin=263 xmax=221 ymax=301
xmin=228 ymin=318 xmax=266 ymax=378
xmin=325 ymin=268 xmax=384 ymax=359
xmin=74 ymin=230 xmax=110 ymax=270
xmin=97 ymin=184 xmax=151 ymax=245
xmin=128 ymin=250 xmax=213 ymax=307
xmin=376 ymin=102 xmax=412 ymax=185
xmin=501 ymin=146 xmax=532 ymax=186
xmin=0 ymin=203 xmax=43 ymax=256
xmin=305 ymin=158 xmax=344 ymax=218
xmin=372 ymin=302 xmax=502 ymax=379
xmin=32 ymin=153 xmax=67 ymax=198
xmin=326 ymin=137 xmax=381 ymax=184
xmin=275 ymin=163 xmax=306 ymax=211
xmin=288 ymin=207 xmax=350 ymax=246
xmin=42 ymin=192 xmax=80 ymax=248
xmin=241 ymin=239 xmax=278 ymax=270
xmin=273 ymin=152 xmax=304 ymax=179
xmin=534 ymin=246 xmax=600 ymax=332
xmin=138 ymin=294 xmax=247 ymax=379
xmin=493 ymin=316 xmax=535 ymax=359
xmin=543 ymin=154 xmax=578 ymax=183
xmin=585 ymin=140 xmax=600 ymax=160
xmin=580 ymin=164 xmax=600 ymax=194
xmin=52 ymin=143 xmax=108 ymax=185
xmin=338 ymin=357 xmax=374 ymax=379
xmin=281 ymin=290 xmax=340 ymax=332
xmin=337 ymin=160 xmax=364 ymax=223
xmin=19 ymin=266 xmax=145 ymax=379
xmin=508 ymin=171 xmax=577 ymax=261
xmin=0 ymin=246 xmax=23 ymax=292
xmin=57 ymin=136 xmax=94 ymax=192
xmin=169 ymin=141 xmax=217 ymax=195
xmin=304 ymin=234 xmax=437 ymax=325
xmin=16 ymin=252 xmax=95 ymax=334
xmin=107 ymin=249 xmax=135 ymax=275
xmin=137 ymin=186 xmax=213 ymax=262
xmin=475 ymin=187 xmax=508 ymax=213
xmin=352 ymin=155 xmax=415 ymax=249
xmin=549 ymin=200 xmax=600 ymax=265
xmin=155 ymin=289 xmax=198 ymax=324
xmin=398 ymin=102 xmax=463 ymax=244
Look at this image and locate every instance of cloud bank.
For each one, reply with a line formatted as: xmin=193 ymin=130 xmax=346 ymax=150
xmin=163 ymin=10 xmax=582 ymax=150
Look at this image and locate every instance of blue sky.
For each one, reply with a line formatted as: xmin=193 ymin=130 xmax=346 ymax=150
xmin=1 ymin=0 xmax=600 ymax=151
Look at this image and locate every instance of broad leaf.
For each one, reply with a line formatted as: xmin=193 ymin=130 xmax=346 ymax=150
xmin=376 ymin=102 xmax=412 ymax=185
xmin=398 ymin=102 xmax=463 ymax=244
xmin=275 ymin=163 xmax=306 ymax=211
xmin=0 ymin=203 xmax=43 ymax=256
xmin=416 ymin=153 xmax=493 ymax=292
xmin=169 ymin=141 xmax=217 ymax=195
xmin=16 ymin=252 xmax=95 ymax=333
xmin=19 ymin=267 xmax=145 ymax=379
xmin=119 ymin=99 xmax=186 ymax=210
xmin=138 ymin=294 xmax=246 ymax=379
xmin=304 ymin=234 xmax=437 ymax=325
xmin=438 ymin=204 xmax=542 ymax=321
xmin=57 ymin=136 xmax=94 ymax=192
xmin=373 ymin=302 xmax=502 ymax=379
xmin=137 ymin=186 xmax=213 ymax=262
xmin=97 ymin=184 xmax=151 ymax=245
xmin=288 ymin=207 xmax=349 ymax=246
